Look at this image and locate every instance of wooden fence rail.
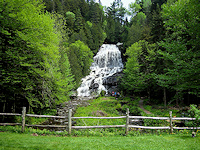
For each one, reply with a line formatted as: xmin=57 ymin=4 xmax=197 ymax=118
xmin=0 ymin=107 xmax=199 ymax=135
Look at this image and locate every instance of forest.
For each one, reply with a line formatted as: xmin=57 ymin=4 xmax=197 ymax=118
xmin=1 ymin=0 xmax=199 ymax=114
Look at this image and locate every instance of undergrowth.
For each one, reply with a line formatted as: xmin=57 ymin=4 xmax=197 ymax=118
xmin=1 ymin=96 xmax=199 ymax=137
xmin=1 ymin=125 xmax=200 ymax=137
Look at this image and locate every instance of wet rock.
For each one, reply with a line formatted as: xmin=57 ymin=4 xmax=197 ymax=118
xmin=102 ymin=72 xmax=123 ymax=95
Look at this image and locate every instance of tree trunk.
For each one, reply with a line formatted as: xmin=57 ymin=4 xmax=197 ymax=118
xmin=176 ymin=91 xmax=179 ymax=107
xmin=52 ymin=0 xmax=55 ymax=13
xmin=187 ymin=93 xmax=190 ymax=105
xmin=2 ymin=102 xmax=6 ymax=122
xmin=147 ymin=88 xmax=150 ymax=101
xmin=163 ymin=87 xmax=167 ymax=108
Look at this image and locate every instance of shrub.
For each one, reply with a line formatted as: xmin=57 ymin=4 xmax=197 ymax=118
xmin=188 ymin=104 xmax=200 ymax=131
xmin=100 ymin=90 xmax=106 ymax=96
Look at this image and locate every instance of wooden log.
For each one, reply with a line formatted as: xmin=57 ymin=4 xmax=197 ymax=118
xmin=125 ymin=108 xmax=129 ymax=135
xmin=172 ymin=117 xmax=197 ymax=120
xmin=72 ymin=116 xmax=126 ymax=119
xmin=1 ymin=113 xmax=197 ymax=120
xmin=169 ymin=111 xmax=173 ymax=134
xmin=129 ymin=116 xmax=169 ymax=120
xmin=72 ymin=125 xmax=125 ymax=129
xmin=68 ymin=109 xmax=72 ymax=135
xmin=21 ymin=107 xmax=26 ymax=133
xmin=0 ymin=123 xmax=21 ymax=126
xmin=26 ymin=114 xmax=66 ymax=119
xmin=25 ymin=124 xmax=66 ymax=128
xmin=129 ymin=125 xmax=170 ymax=130
xmin=173 ymin=127 xmax=200 ymax=130
xmin=0 ymin=113 xmax=21 ymax=116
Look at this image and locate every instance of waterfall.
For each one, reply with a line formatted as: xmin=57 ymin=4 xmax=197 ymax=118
xmin=77 ymin=44 xmax=124 ymax=97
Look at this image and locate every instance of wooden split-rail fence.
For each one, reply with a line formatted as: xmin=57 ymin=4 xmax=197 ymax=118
xmin=0 ymin=107 xmax=199 ymax=135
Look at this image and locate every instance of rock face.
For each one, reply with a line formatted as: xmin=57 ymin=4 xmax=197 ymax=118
xmin=103 ymin=72 xmax=123 ymax=95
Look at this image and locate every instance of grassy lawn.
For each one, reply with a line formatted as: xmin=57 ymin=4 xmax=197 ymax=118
xmin=0 ymin=132 xmax=199 ymax=150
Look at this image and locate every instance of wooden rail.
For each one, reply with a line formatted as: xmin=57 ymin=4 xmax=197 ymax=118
xmin=0 ymin=113 xmax=21 ymax=116
xmin=0 ymin=107 xmax=199 ymax=135
xmin=72 ymin=116 xmax=126 ymax=119
xmin=26 ymin=114 xmax=66 ymax=119
xmin=129 ymin=125 xmax=170 ymax=130
xmin=72 ymin=125 xmax=125 ymax=129
xmin=129 ymin=116 xmax=169 ymax=120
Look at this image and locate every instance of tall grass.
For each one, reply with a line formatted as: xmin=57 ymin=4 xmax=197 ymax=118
xmin=74 ymin=97 xmax=126 ymax=126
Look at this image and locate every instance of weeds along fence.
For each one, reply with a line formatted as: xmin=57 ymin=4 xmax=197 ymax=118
xmin=0 ymin=107 xmax=199 ymax=135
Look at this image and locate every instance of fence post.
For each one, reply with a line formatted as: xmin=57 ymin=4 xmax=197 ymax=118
xmin=169 ymin=111 xmax=173 ymax=134
xmin=68 ymin=109 xmax=72 ymax=135
xmin=21 ymin=107 xmax=26 ymax=133
xmin=125 ymin=108 xmax=129 ymax=135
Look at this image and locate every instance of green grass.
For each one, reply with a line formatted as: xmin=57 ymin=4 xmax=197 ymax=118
xmin=74 ymin=97 xmax=125 ymax=126
xmin=143 ymin=99 xmax=181 ymax=117
xmin=0 ymin=132 xmax=199 ymax=150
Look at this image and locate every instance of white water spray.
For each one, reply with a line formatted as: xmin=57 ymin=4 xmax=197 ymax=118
xmin=77 ymin=44 xmax=123 ymax=97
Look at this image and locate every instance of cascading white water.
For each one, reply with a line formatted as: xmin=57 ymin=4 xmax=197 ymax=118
xmin=77 ymin=44 xmax=123 ymax=97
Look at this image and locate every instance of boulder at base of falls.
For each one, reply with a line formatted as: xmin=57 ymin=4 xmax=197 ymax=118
xmin=103 ymin=72 xmax=123 ymax=94
xmin=89 ymin=82 xmax=99 ymax=89
xmin=103 ymin=72 xmax=123 ymax=85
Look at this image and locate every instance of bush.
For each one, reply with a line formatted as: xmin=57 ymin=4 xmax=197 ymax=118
xmin=143 ymin=118 xmax=165 ymax=127
xmin=188 ymin=104 xmax=200 ymax=130
xmin=100 ymin=90 xmax=106 ymax=96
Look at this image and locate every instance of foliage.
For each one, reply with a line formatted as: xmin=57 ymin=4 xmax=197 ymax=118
xmin=1 ymin=0 xmax=199 ymax=117
xmin=67 ymin=40 xmax=93 ymax=87
xmin=100 ymin=90 xmax=106 ymax=97
xmin=148 ymin=0 xmax=167 ymax=43
xmin=105 ymin=0 xmax=128 ymax=44
xmin=0 ymin=0 xmax=74 ymax=113
xmin=121 ymin=40 xmax=157 ymax=98
xmin=143 ymin=119 xmax=166 ymax=127
xmin=43 ymin=0 xmax=106 ymax=53
xmin=126 ymin=0 xmax=152 ymax=47
xmin=188 ymin=104 xmax=200 ymax=129
xmin=120 ymin=0 xmax=200 ymax=106
xmin=188 ymin=105 xmax=200 ymax=120
xmin=143 ymin=103 xmax=180 ymax=117
xmin=156 ymin=0 xmax=200 ymax=105
xmin=121 ymin=98 xmax=143 ymax=116
xmin=65 ymin=11 xmax=76 ymax=28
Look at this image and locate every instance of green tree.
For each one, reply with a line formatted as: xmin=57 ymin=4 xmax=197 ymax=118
xmin=74 ymin=9 xmax=84 ymax=32
xmin=121 ymin=40 xmax=157 ymax=99
xmin=105 ymin=0 xmax=127 ymax=43
xmin=65 ymin=11 xmax=76 ymax=29
xmin=157 ymin=0 xmax=200 ymax=105
xmin=67 ymin=41 xmax=93 ymax=87
xmin=0 ymin=0 xmax=74 ymax=113
xmin=148 ymin=0 xmax=167 ymax=43
xmin=188 ymin=104 xmax=200 ymax=130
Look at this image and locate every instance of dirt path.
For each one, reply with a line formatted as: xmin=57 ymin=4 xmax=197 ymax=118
xmin=139 ymin=99 xmax=152 ymax=115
